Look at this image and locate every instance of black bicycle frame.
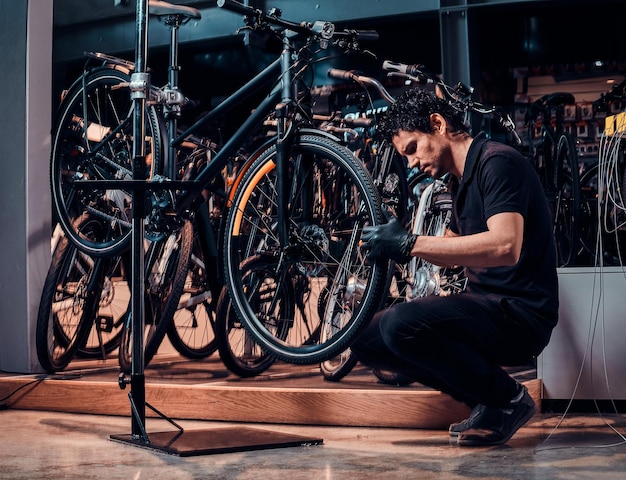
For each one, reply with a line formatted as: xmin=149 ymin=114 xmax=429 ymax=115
xmin=172 ymin=56 xmax=283 ymax=211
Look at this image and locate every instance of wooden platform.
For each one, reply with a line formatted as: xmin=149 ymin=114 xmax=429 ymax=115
xmin=0 ymin=354 xmax=541 ymax=430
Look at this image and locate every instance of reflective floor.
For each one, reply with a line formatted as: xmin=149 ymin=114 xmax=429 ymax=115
xmin=2 ymin=407 xmax=626 ymax=479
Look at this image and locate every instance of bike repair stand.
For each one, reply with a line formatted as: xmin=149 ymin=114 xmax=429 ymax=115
xmin=109 ymin=0 xmax=321 ymax=455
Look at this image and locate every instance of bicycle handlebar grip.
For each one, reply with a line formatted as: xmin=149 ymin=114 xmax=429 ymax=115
xmin=216 ymin=0 xmax=257 ymax=16
xmin=345 ymin=116 xmax=373 ymax=128
xmin=327 ymin=68 xmax=356 ymax=81
xmin=352 ymin=30 xmax=379 ymax=42
xmin=382 ymin=60 xmax=424 ymax=77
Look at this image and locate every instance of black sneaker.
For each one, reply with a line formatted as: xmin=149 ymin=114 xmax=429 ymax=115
xmin=456 ymin=386 xmax=536 ymax=447
xmin=449 ymin=404 xmax=486 ymax=437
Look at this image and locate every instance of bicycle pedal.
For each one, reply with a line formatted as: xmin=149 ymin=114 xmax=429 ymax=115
xmin=97 ymin=315 xmax=114 ymax=333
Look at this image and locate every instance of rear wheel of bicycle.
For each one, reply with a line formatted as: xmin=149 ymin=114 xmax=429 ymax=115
xmin=50 ymin=66 xmax=165 ymax=258
xmin=118 ymin=219 xmax=193 ymax=372
xmin=36 ymin=233 xmax=105 ymax=372
xmin=215 ymin=255 xmax=295 ymax=377
xmin=553 ymin=133 xmax=581 ymax=267
xmin=223 ymin=133 xmax=386 ymax=364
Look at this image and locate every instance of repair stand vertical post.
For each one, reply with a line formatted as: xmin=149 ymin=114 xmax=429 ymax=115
xmin=129 ymin=0 xmax=149 ymax=440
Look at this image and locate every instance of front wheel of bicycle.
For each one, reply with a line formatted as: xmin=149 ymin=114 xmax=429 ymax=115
xmin=36 ymin=233 xmax=105 ymax=372
xmin=50 ymin=66 xmax=165 ymax=258
xmin=223 ymin=133 xmax=387 ymax=364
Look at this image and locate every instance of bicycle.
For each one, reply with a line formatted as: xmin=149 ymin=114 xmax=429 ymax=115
xmin=49 ymin=0 xmax=388 ymax=366
xmin=525 ymin=92 xmax=581 ymax=267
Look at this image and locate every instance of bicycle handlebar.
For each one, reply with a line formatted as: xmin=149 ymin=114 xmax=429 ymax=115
xmin=382 ymin=59 xmax=521 ymax=146
xmin=217 ymin=0 xmax=378 ymax=43
xmin=327 ymin=68 xmax=395 ymax=104
xmin=592 ymin=77 xmax=626 ymax=113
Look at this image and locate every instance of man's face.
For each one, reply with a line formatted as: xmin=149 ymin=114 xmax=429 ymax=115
xmin=392 ymin=129 xmax=448 ymax=179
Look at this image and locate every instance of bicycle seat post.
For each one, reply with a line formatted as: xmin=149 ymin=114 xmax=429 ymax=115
xmin=160 ymin=13 xmax=186 ymax=179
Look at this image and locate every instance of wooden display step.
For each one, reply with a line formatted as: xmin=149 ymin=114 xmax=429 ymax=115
xmin=0 ymin=355 xmax=540 ymax=430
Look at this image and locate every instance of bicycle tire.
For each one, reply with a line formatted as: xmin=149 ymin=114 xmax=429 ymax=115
xmin=75 ymin=250 xmax=129 ymax=359
xmin=36 ymin=234 xmax=105 ymax=372
xmin=165 ymin=226 xmax=218 ymax=359
xmin=118 ymin=218 xmax=193 ymax=372
xmin=315 ymin=283 xmax=358 ymax=381
xmin=223 ymin=132 xmax=386 ymax=364
xmin=50 ymin=66 xmax=165 ymax=258
xmin=215 ymin=255 xmax=296 ymax=377
xmin=372 ymin=369 xmax=414 ymax=386
xmin=554 ymin=133 xmax=581 ymax=266
xmin=319 ymin=348 xmax=359 ymax=382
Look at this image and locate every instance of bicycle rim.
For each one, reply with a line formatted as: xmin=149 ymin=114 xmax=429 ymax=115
xmin=224 ymin=133 xmax=386 ymax=364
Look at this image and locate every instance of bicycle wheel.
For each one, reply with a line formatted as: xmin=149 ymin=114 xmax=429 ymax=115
xmin=316 ymin=283 xmax=358 ymax=381
xmin=372 ymin=369 xmax=414 ymax=386
xmin=118 ymin=219 xmax=193 ymax=372
xmin=319 ymin=348 xmax=358 ymax=382
xmin=215 ymin=255 xmax=295 ymax=377
xmin=224 ymin=133 xmax=386 ymax=364
xmin=76 ymin=251 xmax=129 ymax=359
xmin=50 ymin=66 xmax=165 ymax=258
xmin=36 ymin=233 xmax=105 ymax=372
xmin=165 ymin=226 xmax=218 ymax=359
xmin=553 ymin=133 xmax=581 ymax=266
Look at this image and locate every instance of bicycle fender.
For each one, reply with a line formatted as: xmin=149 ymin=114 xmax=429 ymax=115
xmin=297 ymin=126 xmax=343 ymax=143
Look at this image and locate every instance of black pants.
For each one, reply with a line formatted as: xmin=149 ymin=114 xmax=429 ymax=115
xmin=351 ymin=292 xmax=549 ymax=409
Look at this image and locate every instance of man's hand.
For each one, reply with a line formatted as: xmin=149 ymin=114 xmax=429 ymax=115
xmin=361 ymin=218 xmax=417 ymax=264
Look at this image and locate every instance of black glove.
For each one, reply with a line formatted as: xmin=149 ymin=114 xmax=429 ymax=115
xmin=361 ymin=218 xmax=417 ymax=264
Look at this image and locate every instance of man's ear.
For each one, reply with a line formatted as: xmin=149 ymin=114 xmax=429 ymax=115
xmin=429 ymin=113 xmax=445 ymax=134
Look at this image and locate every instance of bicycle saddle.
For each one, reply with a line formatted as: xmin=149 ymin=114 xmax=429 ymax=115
xmin=534 ymin=92 xmax=576 ymax=108
xmin=526 ymin=92 xmax=576 ymax=121
xmin=149 ymin=0 xmax=201 ymax=20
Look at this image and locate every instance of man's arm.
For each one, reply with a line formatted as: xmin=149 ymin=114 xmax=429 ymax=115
xmin=410 ymin=211 xmax=524 ymax=268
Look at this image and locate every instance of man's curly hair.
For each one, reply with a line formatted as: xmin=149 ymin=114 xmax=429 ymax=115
xmin=378 ymin=88 xmax=469 ymax=142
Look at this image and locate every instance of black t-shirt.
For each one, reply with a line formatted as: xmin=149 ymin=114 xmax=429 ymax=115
xmin=448 ymin=132 xmax=559 ymax=340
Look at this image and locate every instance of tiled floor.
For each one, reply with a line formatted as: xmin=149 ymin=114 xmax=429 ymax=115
xmin=2 ymin=407 xmax=626 ymax=479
